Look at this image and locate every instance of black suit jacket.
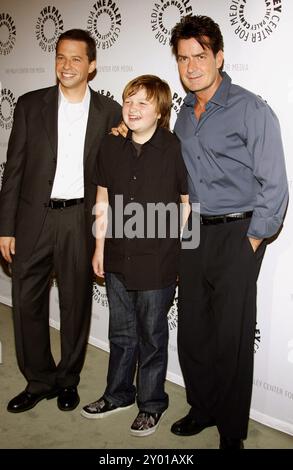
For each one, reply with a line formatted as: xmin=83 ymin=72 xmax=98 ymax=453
xmin=0 ymin=85 xmax=121 ymax=260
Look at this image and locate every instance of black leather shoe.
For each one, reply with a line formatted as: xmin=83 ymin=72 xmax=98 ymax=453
xmin=7 ymin=389 xmax=58 ymax=413
xmin=57 ymin=386 xmax=80 ymax=411
xmin=171 ymin=412 xmax=216 ymax=436
xmin=219 ymin=436 xmax=244 ymax=449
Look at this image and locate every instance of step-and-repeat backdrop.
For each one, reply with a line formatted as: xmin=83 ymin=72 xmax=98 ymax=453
xmin=0 ymin=0 xmax=292 ymax=436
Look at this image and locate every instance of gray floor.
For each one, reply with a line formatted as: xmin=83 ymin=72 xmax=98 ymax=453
xmin=0 ymin=302 xmax=292 ymax=450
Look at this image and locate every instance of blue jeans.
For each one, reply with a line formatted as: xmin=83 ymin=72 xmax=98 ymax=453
xmin=104 ymin=273 xmax=175 ymax=414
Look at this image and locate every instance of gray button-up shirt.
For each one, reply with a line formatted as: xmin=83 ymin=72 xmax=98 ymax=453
xmin=174 ymin=72 xmax=288 ymax=239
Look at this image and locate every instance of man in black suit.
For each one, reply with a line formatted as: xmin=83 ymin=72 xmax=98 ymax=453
xmin=0 ymin=29 xmax=121 ymax=413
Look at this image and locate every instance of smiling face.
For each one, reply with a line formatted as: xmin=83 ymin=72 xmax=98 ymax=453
xmin=122 ymin=87 xmax=161 ymax=143
xmin=55 ymin=39 xmax=96 ymax=99
xmin=177 ymin=37 xmax=223 ymax=99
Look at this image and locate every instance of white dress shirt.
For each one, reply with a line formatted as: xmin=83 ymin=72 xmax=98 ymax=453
xmin=51 ymin=86 xmax=90 ymax=199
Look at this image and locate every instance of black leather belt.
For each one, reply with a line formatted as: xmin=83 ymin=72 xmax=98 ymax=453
xmin=49 ymin=198 xmax=84 ymax=209
xmin=200 ymin=211 xmax=253 ymax=225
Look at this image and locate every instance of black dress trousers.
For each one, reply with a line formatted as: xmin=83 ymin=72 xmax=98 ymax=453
xmin=12 ymin=203 xmax=93 ymax=394
xmin=178 ymin=216 xmax=266 ymax=438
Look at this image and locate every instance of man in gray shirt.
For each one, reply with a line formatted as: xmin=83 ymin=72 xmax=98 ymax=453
xmin=170 ymin=15 xmax=288 ymax=449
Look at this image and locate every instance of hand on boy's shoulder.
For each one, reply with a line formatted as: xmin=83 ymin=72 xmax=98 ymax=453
xmin=110 ymin=120 xmax=128 ymax=138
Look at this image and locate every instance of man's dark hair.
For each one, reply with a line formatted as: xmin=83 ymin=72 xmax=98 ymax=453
xmin=170 ymin=15 xmax=224 ymax=71
xmin=56 ymin=29 xmax=96 ymax=62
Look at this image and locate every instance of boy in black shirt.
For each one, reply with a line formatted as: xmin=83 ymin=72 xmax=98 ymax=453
xmin=81 ymin=75 xmax=188 ymax=436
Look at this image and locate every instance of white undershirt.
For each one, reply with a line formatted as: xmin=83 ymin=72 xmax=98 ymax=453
xmin=50 ymin=86 xmax=90 ymax=199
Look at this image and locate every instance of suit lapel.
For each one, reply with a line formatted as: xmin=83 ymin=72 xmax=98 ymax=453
xmin=84 ymin=89 xmax=103 ymax=163
xmin=41 ymin=87 xmax=103 ymax=162
xmin=41 ymin=86 xmax=58 ymax=157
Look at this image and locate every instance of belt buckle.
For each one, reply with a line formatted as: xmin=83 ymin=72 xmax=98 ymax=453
xmin=49 ymin=199 xmax=66 ymax=209
xmin=226 ymin=212 xmax=244 ymax=222
xmin=227 ymin=212 xmax=241 ymax=219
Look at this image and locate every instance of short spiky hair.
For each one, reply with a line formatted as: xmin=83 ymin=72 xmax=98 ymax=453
xmin=56 ymin=29 xmax=96 ymax=62
xmin=170 ymin=15 xmax=224 ymax=71
xmin=123 ymin=75 xmax=172 ymax=130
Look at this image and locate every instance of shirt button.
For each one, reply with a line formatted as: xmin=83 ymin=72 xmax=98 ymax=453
xmin=130 ymin=197 xmax=134 ymax=201
xmin=195 ymin=132 xmax=199 ymax=137
xmin=197 ymin=156 xmax=201 ymax=160
xmin=127 ymin=256 xmax=131 ymax=260
xmin=200 ymin=179 xmax=203 ymax=183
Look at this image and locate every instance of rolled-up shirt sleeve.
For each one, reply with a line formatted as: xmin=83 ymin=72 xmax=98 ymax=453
xmin=245 ymin=99 xmax=289 ymax=239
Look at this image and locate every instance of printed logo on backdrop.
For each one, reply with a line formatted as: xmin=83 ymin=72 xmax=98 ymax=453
xmin=0 ymin=162 xmax=6 ymax=190
xmin=35 ymin=6 xmax=64 ymax=53
xmin=97 ymin=64 xmax=133 ymax=74
xmin=151 ymin=0 xmax=193 ymax=46
xmin=224 ymin=63 xmax=249 ymax=73
xmin=229 ymin=0 xmax=282 ymax=43
xmin=253 ymin=378 xmax=291 ymax=399
xmin=0 ymin=13 xmax=16 ymax=55
xmin=172 ymin=91 xmax=184 ymax=115
xmin=0 ymin=88 xmax=16 ymax=131
xmin=254 ymin=323 xmax=261 ymax=353
xmin=97 ymin=89 xmax=115 ymax=100
xmin=87 ymin=1 xmax=122 ymax=50
xmin=93 ymin=281 xmax=109 ymax=308
xmin=168 ymin=293 xmax=178 ymax=331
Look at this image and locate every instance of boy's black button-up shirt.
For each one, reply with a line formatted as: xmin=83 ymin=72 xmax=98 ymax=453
xmin=95 ymin=127 xmax=188 ymax=290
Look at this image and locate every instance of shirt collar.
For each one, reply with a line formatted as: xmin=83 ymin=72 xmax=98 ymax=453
xmin=183 ymin=72 xmax=232 ymax=108
xmin=125 ymin=127 xmax=166 ymax=150
xmin=58 ymin=85 xmax=90 ymax=111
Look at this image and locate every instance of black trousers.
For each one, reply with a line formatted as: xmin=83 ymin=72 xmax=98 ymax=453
xmin=178 ymin=216 xmax=266 ymax=439
xmin=11 ymin=204 xmax=93 ymax=394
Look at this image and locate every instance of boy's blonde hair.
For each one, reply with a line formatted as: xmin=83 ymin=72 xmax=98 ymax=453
xmin=122 ymin=75 xmax=172 ymax=129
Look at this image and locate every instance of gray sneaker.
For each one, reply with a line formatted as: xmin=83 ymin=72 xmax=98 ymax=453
xmin=130 ymin=411 xmax=163 ymax=436
xmin=81 ymin=396 xmax=134 ymax=419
